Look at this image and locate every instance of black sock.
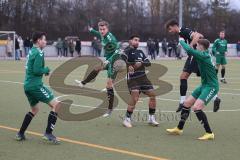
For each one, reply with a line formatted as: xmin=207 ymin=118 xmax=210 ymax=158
xmin=19 ymin=112 xmax=34 ymax=135
xmin=46 ymin=111 xmax=58 ymax=134
xmin=82 ymin=69 xmax=99 ymax=84
xmin=177 ymin=106 xmax=190 ymax=130
xmin=149 ymin=108 xmax=156 ymax=115
xmin=215 ymin=69 xmax=218 ymax=74
xmin=126 ymin=110 xmax=133 ymax=118
xmin=221 ymin=68 xmax=225 ymax=78
xmin=195 ymin=110 xmax=212 ymax=133
xmin=180 ymin=79 xmax=188 ymax=96
xmin=107 ymin=88 xmax=114 ymax=110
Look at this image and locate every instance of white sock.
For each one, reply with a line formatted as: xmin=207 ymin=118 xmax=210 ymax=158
xmin=180 ymin=96 xmax=186 ymax=104
xmin=212 ymin=95 xmax=218 ymax=101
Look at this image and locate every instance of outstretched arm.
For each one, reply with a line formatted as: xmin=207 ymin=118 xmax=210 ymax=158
xmin=89 ymin=27 xmax=101 ymax=39
xmin=179 ymin=39 xmax=208 ymax=60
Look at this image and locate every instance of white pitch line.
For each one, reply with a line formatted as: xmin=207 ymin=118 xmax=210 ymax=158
xmin=1 ymin=79 xmax=240 ymax=96
xmin=55 ymin=95 xmax=240 ymax=113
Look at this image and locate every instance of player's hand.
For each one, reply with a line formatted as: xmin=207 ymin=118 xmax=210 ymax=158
xmin=134 ymin=62 xmax=142 ymax=69
xmin=88 ymin=25 xmax=93 ymax=31
xmin=128 ymin=66 xmax=134 ymax=74
xmin=103 ymin=60 xmax=110 ymax=67
xmin=45 ymin=67 xmax=50 ymax=76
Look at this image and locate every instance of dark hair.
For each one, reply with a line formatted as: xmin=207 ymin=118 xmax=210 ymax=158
xmin=165 ymin=19 xmax=179 ymax=29
xmin=98 ymin=20 xmax=109 ymax=28
xmin=197 ymin=39 xmax=210 ymax=49
xmin=220 ymin=30 xmax=225 ymax=34
xmin=129 ymin=35 xmax=140 ymax=40
xmin=32 ymin=32 xmax=46 ymax=43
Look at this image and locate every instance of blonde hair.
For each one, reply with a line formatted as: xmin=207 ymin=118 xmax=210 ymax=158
xmin=98 ymin=20 xmax=109 ymax=28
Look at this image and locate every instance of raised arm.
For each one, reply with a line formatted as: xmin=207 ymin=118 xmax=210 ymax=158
xmin=179 ymin=39 xmax=208 ymax=60
xmin=89 ymin=27 xmax=101 ymax=39
xmin=189 ymin=32 xmax=204 ymax=48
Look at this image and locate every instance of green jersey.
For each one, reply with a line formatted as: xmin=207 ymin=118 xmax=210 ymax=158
xmin=212 ymin=38 xmax=228 ymax=56
xmin=180 ymin=40 xmax=219 ymax=88
xmin=90 ymin=29 xmax=119 ymax=59
xmin=24 ymin=46 xmax=50 ymax=90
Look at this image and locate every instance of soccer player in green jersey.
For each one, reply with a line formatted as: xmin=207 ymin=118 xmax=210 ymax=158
xmin=212 ymin=31 xmax=228 ymax=83
xmin=75 ymin=20 xmax=120 ymax=117
xmin=167 ymin=38 xmax=219 ymax=140
xmin=16 ymin=32 xmax=61 ymax=144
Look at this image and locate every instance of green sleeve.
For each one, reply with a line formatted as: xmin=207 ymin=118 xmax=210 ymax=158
xmin=33 ymin=54 xmax=50 ymax=76
xmin=90 ymin=29 xmax=101 ymax=39
xmin=179 ymin=40 xmax=208 ymax=60
xmin=212 ymin=39 xmax=218 ymax=56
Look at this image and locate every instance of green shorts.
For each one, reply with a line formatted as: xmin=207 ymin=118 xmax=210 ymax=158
xmin=216 ymin=56 xmax=227 ymax=65
xmin=191 ymin=85 xmax=218 ymax=105
xmin=105 ymin=53 xmax=120 ymax=80
xmin=24 ymin=85 xmax=54 ymax=107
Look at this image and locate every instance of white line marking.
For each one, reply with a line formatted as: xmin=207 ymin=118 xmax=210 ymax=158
xmin=1 ymin=80 xmax=240 ymax=112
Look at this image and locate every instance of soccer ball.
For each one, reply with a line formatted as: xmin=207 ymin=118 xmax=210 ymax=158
xmin=113 ymin=59 xmax=127 ymax=72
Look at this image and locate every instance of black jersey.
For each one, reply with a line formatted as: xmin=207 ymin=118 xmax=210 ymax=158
xmin=124 ymin=46 xmax=149 ymax=79
xmin=179 ymin=27 xmax=194 ymax=44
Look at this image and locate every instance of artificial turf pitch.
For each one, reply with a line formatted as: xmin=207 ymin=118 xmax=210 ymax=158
xmin=0 ymin=58 xmax=239 ymax=160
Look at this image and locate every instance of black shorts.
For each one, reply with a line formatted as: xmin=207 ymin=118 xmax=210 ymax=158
xmin=183 ymin=56 xmax=200 ymax=76
xmin=127 ymin=74 xmax=154 ymax=93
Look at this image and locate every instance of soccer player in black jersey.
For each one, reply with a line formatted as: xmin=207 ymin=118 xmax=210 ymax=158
xmin=165 ymin=19 xmax=221 ymax=112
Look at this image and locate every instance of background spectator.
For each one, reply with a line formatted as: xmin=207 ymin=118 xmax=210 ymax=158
xmin=167 ymin=41 xmax=173 ymax=57
xmin=237 ymin=41 xmax=240 ymax=57
xmin=147 ymin=38 xmax=156 ymax=60
xmin=15 ymin=36 xmax=20 ymax=60
xmin=75 ymin=38 xmax=81 ymax=57
xmin=56 ymin=38 xmax=63 ymax=57
xmin=18 ymin=36 xmax=24 ymax=57
xmin=162 ymin=38 xmax=168 ymax=57
xmin=6 ymin=36 xmax=13 ymax=58
xmin=155 ymin=39 xmax=160 ymax=58
xmin=92 ymin=37 xmax=101 ymax=57
xmin=24 ymin=37 xmax=31 ymax=57
xmin=69 ymin=39 xmax=75 ymax=57
xmin=63 ymin=38 xmax=68 ymax=57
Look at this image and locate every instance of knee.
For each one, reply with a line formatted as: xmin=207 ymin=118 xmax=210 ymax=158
xmin=180 ymin=73 xmax=189 ymax=80
xmin=106 ymin=80 xmax=113 ymax=88
xmin=183 ymin=100 xmax=192 ymax=108
xmin=222 ymin=65 xmax=225 ymax=69
xmin=133 ymin=96 xmax=139 ymax=103
xmin=192 ymin=103 xmax=204 ymax=111
xmin=31 ymin=107 xmax=39 ymax=115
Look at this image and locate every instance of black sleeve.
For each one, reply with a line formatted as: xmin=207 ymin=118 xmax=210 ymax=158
xmin=179 ymin=27 xmax=194 ymax=41
xmin=140 ymin=50 xmax=151 ymax=67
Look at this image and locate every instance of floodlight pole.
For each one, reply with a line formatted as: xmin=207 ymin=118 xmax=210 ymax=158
xmin=179 ymin=0 xmax=183 ymax=27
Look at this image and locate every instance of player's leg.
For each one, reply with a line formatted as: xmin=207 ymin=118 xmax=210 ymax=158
xmin=167 ymin=95 xmax=196 ymax=135
xmin=123 ymin=90 xmax=140 ymax=128
xmin=167 ymin=85 xmax=202 ymax=135
xmin=220 ymin=62 xmax=227 ymax=83
xmin=75 ymin=65 xmax=103 ymax=87
xmin=144 ymin=90 xmax=159 ymax=126
xmin=16 ymin=89 xmax=41 ymax=141
xmin=33 ymin=85 xmax=61 ymax=144
xmin=192 ymin=100 xmax=214 ymax=140
xmin=102 ymin=78 xmax=115 ymax=117
xmin=16 ymin=101 xmax=40 ymax=141
xmin=177 ymin=71 xmax=191 ymax=112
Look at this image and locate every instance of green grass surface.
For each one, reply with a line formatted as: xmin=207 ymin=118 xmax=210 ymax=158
xmin=0 ymin=59 xmax=239 ymax=160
